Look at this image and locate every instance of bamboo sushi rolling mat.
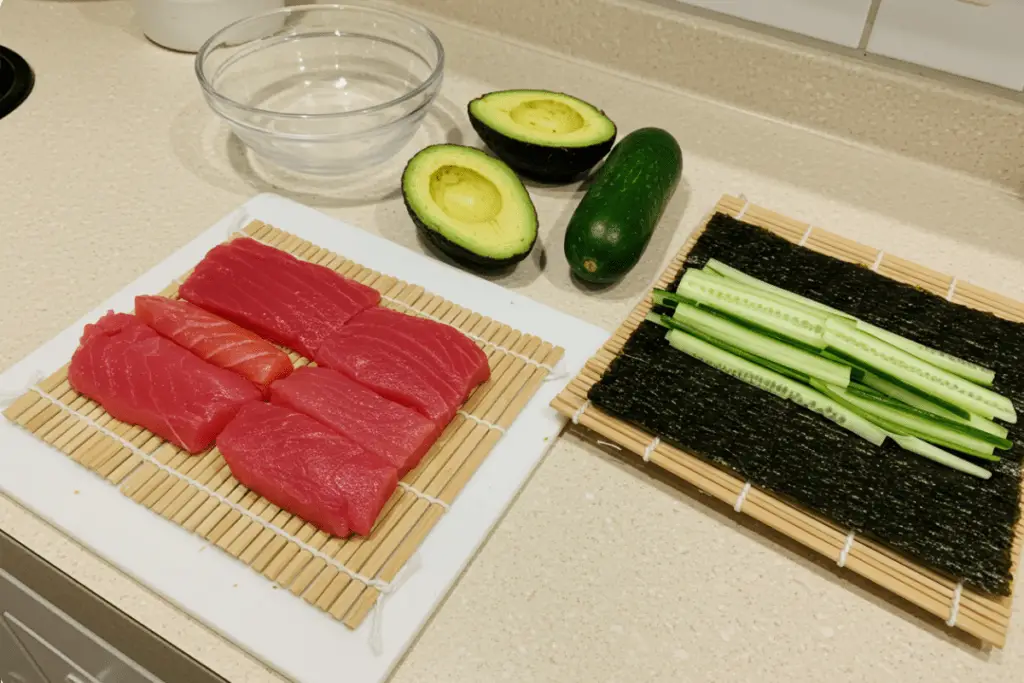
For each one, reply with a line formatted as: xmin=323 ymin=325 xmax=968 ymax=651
xmin=3 ymin=220 xmax=565 ymax=630
xmin=551 ymin=194 xmax=1024 ymax=648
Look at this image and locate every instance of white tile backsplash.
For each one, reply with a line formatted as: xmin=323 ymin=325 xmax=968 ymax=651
xmin=867 ymin=0 xmax=1024 ymax=90
xmin=680 ymin=0 xmax=875 ymax=47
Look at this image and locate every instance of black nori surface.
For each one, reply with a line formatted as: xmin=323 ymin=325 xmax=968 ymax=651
xmin=589 ymin=213 xmax=1024 ymax=594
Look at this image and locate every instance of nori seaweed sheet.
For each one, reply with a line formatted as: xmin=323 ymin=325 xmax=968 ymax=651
xmin=589 ymin=213 xmax=1024 ymax=595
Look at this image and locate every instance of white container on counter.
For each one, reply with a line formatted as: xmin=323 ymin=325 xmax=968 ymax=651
xmin=134 ymin=0 xmax=287 ymax=53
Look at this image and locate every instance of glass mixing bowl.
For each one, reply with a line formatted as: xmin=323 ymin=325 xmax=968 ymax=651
xmin=195 ymin=4 xmax=444 ymax=175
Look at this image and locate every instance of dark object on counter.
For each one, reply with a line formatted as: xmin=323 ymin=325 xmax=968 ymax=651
xmin=589 ymin=213 xmax=1024 ymax=595
xmin=0 ymin=46 xmax=33 ymax=120
xmin=564 ymin=127 xmax=682 ymax=284
xmin=468 ymin=89 xmax=616 ymax=184
xmin=402 ymin=144 xmax=538 ymax=269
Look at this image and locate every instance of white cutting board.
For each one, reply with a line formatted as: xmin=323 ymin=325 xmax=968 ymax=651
xmin=0 ymin=194 xmax=608 ymax=683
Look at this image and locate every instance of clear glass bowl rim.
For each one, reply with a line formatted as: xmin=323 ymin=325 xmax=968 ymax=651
xmin=194 ymin=3 xmax=445 ymax=121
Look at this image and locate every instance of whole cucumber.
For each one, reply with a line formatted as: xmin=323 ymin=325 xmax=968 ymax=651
xmin=564 ymin=127 xmax=682 ymax=284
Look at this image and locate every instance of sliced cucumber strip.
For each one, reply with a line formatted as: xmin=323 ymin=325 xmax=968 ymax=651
xmin=676 ymin=269 xmax=828 ymax=349
xmin=666 ymin=329 xmax=886 ymax=446
xmin=646 ymin=312 xmax=810 ymax=382
xmin=820 ymin=350 xmax=866 ymax=382
xmin=703 ymin=259 xmax=997 ymax=386
xmin=888 ymin=434 xmax=992 ymax=480
xmin=703 ymin=258 xmax=855 ymax=320
xmin=822 ymin=318 xmax=1016 ymax=423
xmin=811 ymin=381 xmax=1007 ymax=457
xmin=846 ymin=382 xmax=888 ymax=400
xmin=824 ymin=345 xmax=970 ymax=419
xmin=652 ymin=288 xmax=685 ymax=308
xmin=864 ymin=412 xmax=996 ymax=460
xmin=671 ymin=302 xmax=851 ymax=387
xmin=860 ymin=371 xmax=1008 ymax=439
xmin=837 ymin=383 xmax=1008 ymax=449
xmin=700 ymin=267 xmax=846 ymax=323
xmin=856 ymin=320 xmax=995 ymax=387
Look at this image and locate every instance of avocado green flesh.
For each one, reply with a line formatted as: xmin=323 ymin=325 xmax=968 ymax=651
xmin=402 ymin=144 xmax=538 ymax=266
xmin=469 ymin=89 xmax=617 ymax=184
xmin=469 ymin=90 xmax=615 ymax=147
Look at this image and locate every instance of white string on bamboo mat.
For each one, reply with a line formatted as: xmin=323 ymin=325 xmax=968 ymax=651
xmin=946 ymin=278 xmax=959 ymax=302
xmin=735 ymin=195 xmax=750 ymax=221
xmin=27 ymin=386 xmax=391 ymax=594
xmin=370 ymin=552 xmax=422 ymax=655
xmin=947 ymin=581 xmax=964 ymax=627
xmin=733 ymin=482 xmax=752 ymax=513
xmin=571 ymin=400 xmax=590 ymax=425
xmin=798 ymin=225 xmax=813 ymax=248
xmin=837 ymin=531 xmax=856 ymax=568
xmin=396 ymin=482 xmax=450 ymax=511
xmin=380 ymin=295 xmax=557 ymax=372
xmin=595 ymin=439 xmax=623 ymax=451
xmin=457 ymin=410 xmax=506 ymax=434
xmin=870 ymin=251 xmax=885 ymax=273
xmin=541 ymin=358 xmax=571 ymax=384
xmin=642 ymin=436 xmax=660 ymax=463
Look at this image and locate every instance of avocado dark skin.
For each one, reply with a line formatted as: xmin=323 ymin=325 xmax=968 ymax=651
xmin=469 ymin=106 xmax=616 ymax=185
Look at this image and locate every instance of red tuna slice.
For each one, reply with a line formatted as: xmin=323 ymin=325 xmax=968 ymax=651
xmin=314 ymin=307 xmax=491 ymax=429
xmin=68 ymin=311 xmax=262 ymax=454
xmin=270 ymin=366 xmax=438 ymax=476
xmin=179 ymin=237 xmax=380 ymax=358
xmin=217 ymin=402 xmax=398 ymax=537
xmin=135 ymin=295 xmax=293 ymax=393
xmin=79 ymin=311 xmax=155 ymax=344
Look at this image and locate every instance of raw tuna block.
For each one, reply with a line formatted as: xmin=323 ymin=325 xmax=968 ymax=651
xmin=179 ymin=237 xmax=380 ymax=358
xmin=135 ymin=295 xmax=293 ymax=393
xmin=314 ymin=307 xmax=491 ymax=429
xmin=68 ymin=312 xmax=262 ymax=454
xmin=217 ymin=402 xmax=397 ymax=537
xmin=270 ymin=366 xmax=438 ymax=476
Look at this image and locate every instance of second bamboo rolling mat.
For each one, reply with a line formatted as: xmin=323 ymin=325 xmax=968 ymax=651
xmin=551 ymin=194 xmax=1023 ymax=648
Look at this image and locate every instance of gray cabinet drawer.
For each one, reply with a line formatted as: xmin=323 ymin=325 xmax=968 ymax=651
xmin=5 ymin=613 xmax=97 ymax=683
xmin=0 ymin=612 xmax=48 ymax=683
xmin=0 ymin=569 xmax=163 ymax=683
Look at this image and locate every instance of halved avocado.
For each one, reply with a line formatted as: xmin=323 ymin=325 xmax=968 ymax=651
xmin=468 ymin=89 xmax=617 ymax=184
xmin=402 ymin=144 xmax=538 ymax=269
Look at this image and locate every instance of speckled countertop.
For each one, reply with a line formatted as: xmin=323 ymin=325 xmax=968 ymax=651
xmin=2 ymin=1 xmax=1024 ymax=681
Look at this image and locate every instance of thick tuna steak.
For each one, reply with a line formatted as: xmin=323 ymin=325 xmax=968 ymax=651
xmin=68 ymin=312 xmax=262 ymax=454
xmin=179 ymin=237 xmax=380 ymax=358
xmin=315 ymin=307 xmax=491 ymax=429
xmin=217 ymin=402 xmax=398 ymax=537
xmin=135 ymin=295 xmax=293 ymax=393
xmin=270 ymin=366 xmax=438 ymax=476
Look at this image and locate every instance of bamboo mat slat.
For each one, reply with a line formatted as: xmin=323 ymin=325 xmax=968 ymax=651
xmin=3 ymin=221 xmax=564 ymax=630
xmin=551 ymin=194 xmax=1023 ymax=647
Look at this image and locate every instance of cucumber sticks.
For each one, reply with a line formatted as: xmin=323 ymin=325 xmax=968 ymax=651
xmin=703 ymin=258 xmax=855 ymax=321
xmin=856 ymin=320 xmax=996 ymax=386
xmin=665 ymin=330 xmax=886 ymax=446
xmin=675 ymin=270 xmax=828 ymax=349
xmin=646 ymin=261 xmax=1016 ymax=479
xmin=670 ymin=302 xmax=850 ymax=386
xmin=822 ymin=318 xmax=1015 ymax=423
xmin=859 ymin=372 xmax=1008 ymax=438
